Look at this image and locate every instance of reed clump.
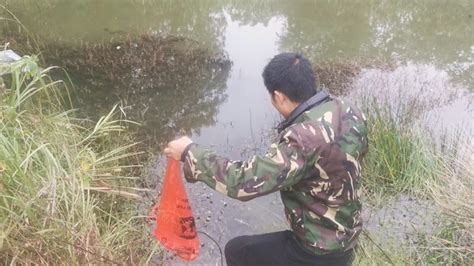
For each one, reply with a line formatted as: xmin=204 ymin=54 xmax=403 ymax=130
xmin=0 ymin=56 xmax=156 ymax=264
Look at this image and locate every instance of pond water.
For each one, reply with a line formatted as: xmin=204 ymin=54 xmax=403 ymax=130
xmin=4 ymin=0 xmax=472 ymax=148
xmin=2 ymin=0 xmax=473 ymax=264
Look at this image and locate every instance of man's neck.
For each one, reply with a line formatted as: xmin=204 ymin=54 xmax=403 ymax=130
xmin=283 ymin=102 xmax=300 ymax=119
xmin=277 ymin=91 xmax=330 ymax=133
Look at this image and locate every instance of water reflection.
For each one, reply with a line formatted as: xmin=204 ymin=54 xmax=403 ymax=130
xmin=3 ymin=0 xmax=227 ymax=48
xmin=191 ymin=12 xmax=284 ymax=157
xmin=49 ymin=34 xmax=232 ymax=146
xmin=275 ymin=0 xmax=473 ymax=84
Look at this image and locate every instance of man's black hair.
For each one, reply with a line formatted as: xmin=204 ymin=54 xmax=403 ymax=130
xmin=262 ymin=52 xmax=318 ymax=103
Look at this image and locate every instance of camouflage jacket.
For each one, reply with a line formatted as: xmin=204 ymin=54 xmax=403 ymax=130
xmin=182 ymin=91 xmax=369 ymax=255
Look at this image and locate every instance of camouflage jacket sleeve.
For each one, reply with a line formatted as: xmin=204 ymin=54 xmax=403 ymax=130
xmin=182 ymin=125 xmax=317 ymax=201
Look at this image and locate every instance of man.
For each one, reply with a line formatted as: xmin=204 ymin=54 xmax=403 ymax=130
xmin=164 ymin=53 xmax=368 ymax=265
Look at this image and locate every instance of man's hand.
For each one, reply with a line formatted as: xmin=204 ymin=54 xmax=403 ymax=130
xmin=164 ymin=136 xmax=193 ymax=161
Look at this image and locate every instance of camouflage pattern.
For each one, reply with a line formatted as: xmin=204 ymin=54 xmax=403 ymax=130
xmin=182 ymin=94 xmax=368 ymax=255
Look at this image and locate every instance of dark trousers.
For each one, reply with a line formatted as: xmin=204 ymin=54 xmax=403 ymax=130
xmin=225 ymin=230 xmax=353 ymax=266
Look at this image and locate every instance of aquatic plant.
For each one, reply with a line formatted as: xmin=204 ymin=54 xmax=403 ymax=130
xmin=0 ymin=56 xmax=157 ymax=264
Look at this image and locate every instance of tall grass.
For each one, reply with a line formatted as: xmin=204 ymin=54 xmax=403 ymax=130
xmin=0 ymin=56 xmax=156 ymax=264
xmin=421 ymin=142 xmax=473 ymax=264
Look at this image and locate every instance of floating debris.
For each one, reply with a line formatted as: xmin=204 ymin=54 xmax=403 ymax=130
xmin=0 ymin=49 xmax=21 ymax=62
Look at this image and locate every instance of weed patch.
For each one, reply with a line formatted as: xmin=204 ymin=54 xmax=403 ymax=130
xmin=0 ymin=56 xmax=156 ymax=264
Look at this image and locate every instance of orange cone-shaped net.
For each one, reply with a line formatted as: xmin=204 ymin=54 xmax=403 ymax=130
xmin=153 ymin=159 xmax=200 ymax=261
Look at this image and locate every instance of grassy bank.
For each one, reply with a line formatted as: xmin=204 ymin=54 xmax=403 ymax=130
xmin=355 ymin=131 xmax=473 ymax=264
xmin=350 ymin=68 xmax=473 ymax=265
xmin=0 ymin=56 xmax=157 ymax=264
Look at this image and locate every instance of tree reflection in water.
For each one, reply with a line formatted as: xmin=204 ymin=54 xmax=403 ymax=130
xmin=48 ymin=34 xmax=232 ymax=147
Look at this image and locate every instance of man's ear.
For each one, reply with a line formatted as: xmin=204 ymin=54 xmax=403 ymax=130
xmin=273 ymin=90 xmax=287 ymax=104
